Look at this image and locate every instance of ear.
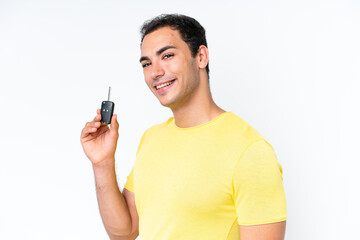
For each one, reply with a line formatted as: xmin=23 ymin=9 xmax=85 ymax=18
xmin=197 ymin=45 xmax=209 ymax=70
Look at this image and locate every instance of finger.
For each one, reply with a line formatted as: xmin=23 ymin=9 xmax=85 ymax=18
xmin=110 ymin=114 xmax=119 ymax=137
xmin=85 ymin=121 xmax=101 ymax=128
xmin=93 ymin=109 xmax=101 ymax=122
xmin=80 ymin=126 xmax=98 ymax=139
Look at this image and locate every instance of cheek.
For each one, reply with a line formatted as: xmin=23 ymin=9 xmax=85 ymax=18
xmin=164 ymin=58 xmax=181 ymax=73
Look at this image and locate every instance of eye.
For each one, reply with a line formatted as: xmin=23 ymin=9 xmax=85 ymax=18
xmin=142 ymin=62 xmax=151 ymax=68
xmin=163 ymin=53 xmax=174 ymax=59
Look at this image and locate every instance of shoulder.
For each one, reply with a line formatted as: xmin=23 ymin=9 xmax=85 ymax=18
xmin=140 ymin=117 xmax=174 ymax=139
xmin=146 ymin=117 xmax=173 ymax=132
xmin=135 ymin=117 xmax=173 ymax=154
xmin=219 ymin=112 xmax=266 ymax=148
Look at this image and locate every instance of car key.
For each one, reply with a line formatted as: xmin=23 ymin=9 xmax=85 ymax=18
xmin=100 ymin=86 xmax=115 ymax=124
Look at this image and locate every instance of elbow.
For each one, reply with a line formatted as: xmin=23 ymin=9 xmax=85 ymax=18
xmin=108 ymin=232 xmax=138 ymax=240
xmin=107 ymin=226 xmax=138 ymax=240
xmin=105 ymin=227 xmax=129 ymax=240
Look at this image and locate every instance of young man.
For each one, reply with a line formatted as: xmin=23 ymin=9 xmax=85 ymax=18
xmin=81 ymin=14 xmax=287 ymax=240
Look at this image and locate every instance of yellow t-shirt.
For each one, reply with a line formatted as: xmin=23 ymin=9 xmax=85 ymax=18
xmin=124 ymin=112 xmax=286 ymax=239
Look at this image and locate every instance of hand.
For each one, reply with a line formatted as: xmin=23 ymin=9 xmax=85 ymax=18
xmin=80 ymin=109 xmax=119 ymax=166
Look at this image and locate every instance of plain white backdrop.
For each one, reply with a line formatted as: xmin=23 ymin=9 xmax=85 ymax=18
xmin=0 ymin=0 xmax=359 ymax=239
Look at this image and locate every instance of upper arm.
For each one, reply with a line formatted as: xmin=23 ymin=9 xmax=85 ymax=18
xmin=123 ymin=189 xmax=139 ymax=239
xmin=233 ymin=140 xmax=287 ymax=225
xmin=239 ymin=221 xmax=286 ymax=240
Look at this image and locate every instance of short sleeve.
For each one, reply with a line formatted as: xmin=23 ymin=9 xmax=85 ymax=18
xmin=124 ymin=129 xmax=149 ymax=193
xmin=124 ymin=167 xmax=134 ymax=192
xmin=232 ymin=140 xmax=287 ymax=225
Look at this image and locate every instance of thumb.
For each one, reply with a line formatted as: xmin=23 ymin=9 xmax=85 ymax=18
xmin=110 ymin=114 xmax=119 ymax=137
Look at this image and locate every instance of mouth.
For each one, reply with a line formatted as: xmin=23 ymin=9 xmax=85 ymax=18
xmin=154 ymin=79 xmax=176 ymax=94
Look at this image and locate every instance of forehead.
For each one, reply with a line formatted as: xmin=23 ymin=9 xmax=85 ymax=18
xmin=141 ymin=27 xmax=186 ymax=54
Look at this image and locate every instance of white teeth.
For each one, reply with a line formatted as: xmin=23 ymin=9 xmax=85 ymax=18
xmin=156 ymin=81 xmax=174 ymax=89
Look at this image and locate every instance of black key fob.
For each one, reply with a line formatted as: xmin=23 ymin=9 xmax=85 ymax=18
xmin=100 ymin=87 xmax=115 ymax=124
xmin=101 ymin=101 xmax=115 ymax=124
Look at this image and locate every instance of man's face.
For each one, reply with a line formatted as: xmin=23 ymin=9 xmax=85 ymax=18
xmin=140 ymin=27 xmax=200 ymax=109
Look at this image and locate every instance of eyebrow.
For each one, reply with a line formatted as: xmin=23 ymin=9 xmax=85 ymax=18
xmin=139 ymin=45 xmax=177 ymax=63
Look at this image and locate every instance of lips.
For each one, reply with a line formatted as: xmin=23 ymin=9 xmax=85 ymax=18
xmin=155 ymin=80 xmax=175 ymax=89
xmin=154 ymin=79 xmax=176 ymax=94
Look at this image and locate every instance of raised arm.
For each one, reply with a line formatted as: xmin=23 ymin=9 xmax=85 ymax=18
xmin=80 ymin=109 xmax=139 ymax=240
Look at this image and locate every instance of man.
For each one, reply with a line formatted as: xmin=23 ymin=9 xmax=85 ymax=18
xmin=81 ymin=14 xmax=287 ymax=240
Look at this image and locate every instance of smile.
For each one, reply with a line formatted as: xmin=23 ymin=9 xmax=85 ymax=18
xmin=155 ymin=80 xmax=175 ymax=90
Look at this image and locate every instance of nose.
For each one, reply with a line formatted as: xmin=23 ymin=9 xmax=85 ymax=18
xmin=151 ymin=60 xmax=165 ymax=80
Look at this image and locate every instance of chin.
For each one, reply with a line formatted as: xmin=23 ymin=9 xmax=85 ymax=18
xmin=159 ymin=100 xmax=173 ymax=108
xmin=158 ymin=97 xmax=178 ymax=109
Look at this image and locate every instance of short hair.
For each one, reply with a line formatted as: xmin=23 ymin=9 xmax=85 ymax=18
xmin=140 ymin=14 xmax=209 ymax=78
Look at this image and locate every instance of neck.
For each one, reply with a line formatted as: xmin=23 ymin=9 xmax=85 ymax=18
xmin=170 ymin=78 xmax=225 ymax=128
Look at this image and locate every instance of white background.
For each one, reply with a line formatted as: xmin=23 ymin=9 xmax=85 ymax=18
xmin=0 ymin=0 xmax=359 ymax=239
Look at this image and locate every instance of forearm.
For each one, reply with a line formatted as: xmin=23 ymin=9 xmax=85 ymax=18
xmin=93 ymin=160 xmax=132 ymax=239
